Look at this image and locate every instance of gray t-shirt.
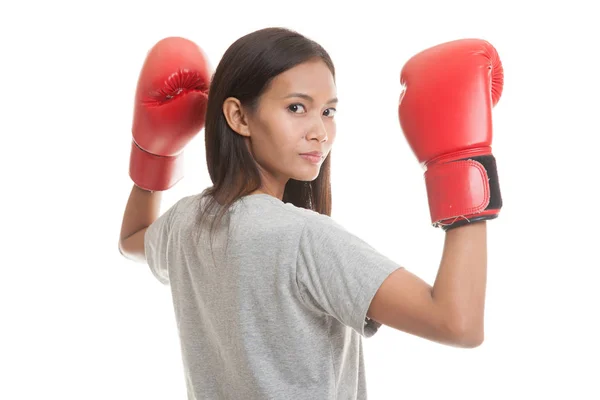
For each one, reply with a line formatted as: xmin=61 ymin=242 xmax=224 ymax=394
xmin=145 ymin=192 xmax=403 ymax=399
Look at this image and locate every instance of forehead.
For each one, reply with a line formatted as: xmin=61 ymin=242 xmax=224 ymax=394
xmin=266 ymin=59 xmax=336 ymax=98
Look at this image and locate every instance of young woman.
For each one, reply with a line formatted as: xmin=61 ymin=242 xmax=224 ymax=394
xmin=119 ymin=27 xmax=501 ymax=399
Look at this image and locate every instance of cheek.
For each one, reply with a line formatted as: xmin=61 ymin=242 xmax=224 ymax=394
xmin=327 ymin=121 xmax=337 ymax=143
xmin=251 ymin=113 xmax=300 ymax=162
xmin=268 ymin=113 xmax=305 ymax=150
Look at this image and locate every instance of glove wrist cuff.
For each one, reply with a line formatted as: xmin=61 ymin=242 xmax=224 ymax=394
xmin=129 ymin=140 xmax=184 ymax=192
xmin=424 ymin=154 xmax=502 ymax=229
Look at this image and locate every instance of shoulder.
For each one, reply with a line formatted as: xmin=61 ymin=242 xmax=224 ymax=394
xmin=232 ymin=194 xmax=313 ymax=223
xmin=164 ymin=193 xmax=205 ymax=217
xmin=288 ymin=207 xmax=357 ymax=250
xmin=231 ymin=195 xmax=345 ymax=239
xmin=277 ymin=200 xmax=342 ymax=235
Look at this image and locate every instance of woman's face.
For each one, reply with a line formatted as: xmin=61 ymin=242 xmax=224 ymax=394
xmin=245 ymin=59 xmax=337 ymax=191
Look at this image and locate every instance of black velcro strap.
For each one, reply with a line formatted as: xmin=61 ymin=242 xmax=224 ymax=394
xmin=465 ymin=154 xmax=502 ymax=211
xmin=442 ymin=154 xmax=502 ymax=231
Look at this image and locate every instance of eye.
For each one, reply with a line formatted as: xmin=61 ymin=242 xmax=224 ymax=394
xmin=287 ymin=103 xmax=306 ymax=114
xmin=323 ymin=108 xmax=336 ymax=118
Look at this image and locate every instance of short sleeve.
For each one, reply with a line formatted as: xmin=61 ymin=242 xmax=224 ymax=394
xmin=144 ymin=201 xmax=179 ymax=285
xmin=295 ymin=214 xmax=403 ymax=337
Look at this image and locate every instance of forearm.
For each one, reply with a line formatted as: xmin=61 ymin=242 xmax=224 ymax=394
xmin=119 ymin=184 xmax=162 ymax=241
xmin=432 ymin=221 xmax=487 ymax=344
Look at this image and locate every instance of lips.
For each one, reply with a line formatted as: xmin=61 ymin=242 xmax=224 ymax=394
xmin=300 ymin=151 xmax=323 ymax=157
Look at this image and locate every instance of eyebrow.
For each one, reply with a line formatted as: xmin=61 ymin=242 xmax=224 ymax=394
xmin=284 ymin=93 xmax=338 ymax=104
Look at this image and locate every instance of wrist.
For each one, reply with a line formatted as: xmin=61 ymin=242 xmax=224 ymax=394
xmin=441 ymin=213 xmax=496 ymax=231
xmin=425 ymin=151 xmax=502 ymax=229
xmin=129 ymin=140 xmax=184 ymax=192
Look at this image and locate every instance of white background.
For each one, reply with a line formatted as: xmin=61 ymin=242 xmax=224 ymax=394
xmin=1 ymin=0 xmax=598 ymax=399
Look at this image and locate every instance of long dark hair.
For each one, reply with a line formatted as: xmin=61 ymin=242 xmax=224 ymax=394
xmin=197 ymin=27 xmax=335 ymax=237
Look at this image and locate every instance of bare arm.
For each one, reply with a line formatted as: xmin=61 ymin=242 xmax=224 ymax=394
xmin=118 ymin=184 xmax=162 ymax=262
xmin=367 ymin=221 xmax=487 ymax=348
xmin=432 ymin=221 xmax=487 ymax=344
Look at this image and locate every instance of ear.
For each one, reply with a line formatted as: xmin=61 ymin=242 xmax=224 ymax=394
xmin=223 ymin=97 xmax=251 ymax=137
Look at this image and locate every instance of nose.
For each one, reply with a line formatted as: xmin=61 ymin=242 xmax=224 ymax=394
xmin=306 ymin=117 xmax=328 ymax=142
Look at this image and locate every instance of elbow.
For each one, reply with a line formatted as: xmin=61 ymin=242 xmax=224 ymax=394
xmin=118 ymin=240 xmax=127 ymax=257
xmin=447 ymin=319 xmax=485 ymax=349
xmin=118 ymin=232 xmax=147 ymax=263
xmin=457 ymin=330 xmax=484 ymax=348
xmin=118 ymin=239 xmax=133 ymax=260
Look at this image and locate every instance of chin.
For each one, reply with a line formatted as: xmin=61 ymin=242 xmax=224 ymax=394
xmin=289 ymin=161 xmax=323 ymax=182
xmin=291 ymin=170 xmax=321 ymax=182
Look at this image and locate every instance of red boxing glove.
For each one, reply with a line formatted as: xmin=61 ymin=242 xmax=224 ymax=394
xmin=398 ymin=39 xmax=504 ymax=230
xmin=130 ymin=37 xmax=211 ymax=191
